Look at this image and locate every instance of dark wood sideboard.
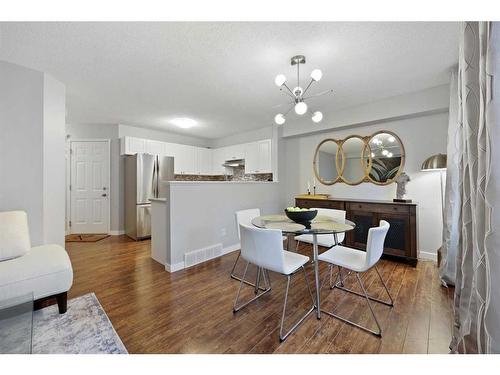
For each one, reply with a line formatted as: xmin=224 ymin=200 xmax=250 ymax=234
xmin=295 ymin=196 xmax=418 ymax=266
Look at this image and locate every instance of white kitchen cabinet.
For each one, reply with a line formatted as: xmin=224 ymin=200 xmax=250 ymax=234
xmin=244 ymin=142 xmax=259 ymax=174
xmin=197 ymin=148 xmax=213 ymax=175
xmin=244 ymin=139 xmax=272 ymax=174
xmin=146 ymin=139 xmax=166 ymax=155
xmin=174 ymin=144 xmax=197 ymax=174
xmin=257 ymin=139 xmax=272 ymax=173
xmin=224 ymin=144 xmax=245 ymax=161
xmin=212 ymin=148 xmax=227 ymax=175
xmin=120 ymin=136 xmax=147 ymax=155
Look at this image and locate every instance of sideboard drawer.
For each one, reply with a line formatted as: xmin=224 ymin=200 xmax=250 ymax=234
xmin=347 ymin=202 xmax=409 ymax=214
xmin=296 ymin=199 xmax=344 ymax=210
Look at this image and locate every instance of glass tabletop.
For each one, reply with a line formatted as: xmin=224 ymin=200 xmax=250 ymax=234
xmin=251 ymin=214 xmax=356 ymax=235
xmin=0 ymin=293 xmax=34 ymax=354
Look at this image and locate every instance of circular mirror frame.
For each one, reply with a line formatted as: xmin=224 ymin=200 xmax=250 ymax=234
xmin=313 ymin=138 xmax=342 ymax=185
xmin=312 ymin=130 xmax=405 ymax=186
xmin=366 ymin=130 xmax=405 ymax=186
xmin=338 ymin=135 xmax=372 ymax=186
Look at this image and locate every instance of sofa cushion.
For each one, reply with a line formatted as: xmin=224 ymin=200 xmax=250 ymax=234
xmin=0 ymin=211 xmax=31 ymax=261
xmin=0 ymin=244 xmax=73 ymax=301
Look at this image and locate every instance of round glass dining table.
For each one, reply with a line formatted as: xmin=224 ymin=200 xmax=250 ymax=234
xmin=251 ymin=214 xmax=356 ymax=319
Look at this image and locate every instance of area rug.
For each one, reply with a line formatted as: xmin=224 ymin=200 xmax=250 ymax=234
xmin=65 ymin=234 xmax=110 ymax=242
xmin=33 ymin=293 xmax=127 ymax=354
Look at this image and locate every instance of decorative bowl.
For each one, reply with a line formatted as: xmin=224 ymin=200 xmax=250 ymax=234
xmin=284 ymin=208 xmax=318 ymax=225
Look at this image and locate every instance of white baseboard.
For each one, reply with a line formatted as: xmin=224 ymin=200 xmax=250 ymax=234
xmin=165 ymin=242 xmax=241 ymax=273
xmin=109 ymin=230 xmax=125 ymax=236
xmin=165 ymin=261 xmax=185 ymax=273
xmin=418 ymin=251 xmax=438 ymax=262
xmin=222 ymin=242 xmax=240 ymax=255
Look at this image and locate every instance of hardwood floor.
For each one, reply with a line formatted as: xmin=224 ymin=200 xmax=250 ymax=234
xmin=65 ymin=235 xmax=454 ymax=354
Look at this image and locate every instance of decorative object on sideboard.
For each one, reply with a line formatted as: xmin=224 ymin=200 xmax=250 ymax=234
xmin=393 ymin=172 xmax=412 ymax=203
xmin=313 ymin=130 xmax=405 ymax=186
xmin=273 ymin=55 xmax=333 ymax=126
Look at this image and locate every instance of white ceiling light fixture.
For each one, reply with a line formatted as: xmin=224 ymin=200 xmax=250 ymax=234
xmin=274 ymin=55 xmax=333 ymax=125
xmin=274 ymin=113 xmax=286 ymax=125
xmin=170 ymin=117 xmax=197 ymax=129
xmin=312 ymin=111 xmax=323 ymax=123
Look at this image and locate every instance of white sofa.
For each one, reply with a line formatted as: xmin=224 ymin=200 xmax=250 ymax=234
xmin=0 ymin=211 xmax=73 ymax=313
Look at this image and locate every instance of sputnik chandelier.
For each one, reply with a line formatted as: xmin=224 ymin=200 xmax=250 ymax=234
xmin=274 ymin=55 xmax=333 ymax=125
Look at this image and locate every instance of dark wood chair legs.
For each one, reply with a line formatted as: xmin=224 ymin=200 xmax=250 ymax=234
xmin=56 ymin=292 xmax=68 ymax=314
xmin=34 ymin=292 xmax=68 ymax=314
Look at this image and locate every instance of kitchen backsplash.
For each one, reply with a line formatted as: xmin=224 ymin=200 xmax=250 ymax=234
xmin=174 ymin=166 xmax=273 ymax=182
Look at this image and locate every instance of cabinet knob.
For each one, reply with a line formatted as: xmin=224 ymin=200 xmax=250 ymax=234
xmin=101 ymin=193 xmax=107 ymax=197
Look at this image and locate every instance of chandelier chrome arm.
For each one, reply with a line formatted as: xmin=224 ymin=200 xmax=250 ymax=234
xmin=302 ymin=78 xmax=315 ymax=96
xmin=282 ymin=83 xmax=295 ymax=97
xmin=283 ymin=103 xmax=295 ymax=116
xmin=280 ymin=88 xmax=295 ymax=99
xmin=303 ymin=89 xmax=334 ymax=100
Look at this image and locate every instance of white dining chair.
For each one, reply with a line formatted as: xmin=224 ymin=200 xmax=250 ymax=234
xmin=232 ymin=208 xmax=288 ymax=288
xmin=233 ymin=224 xmax=315 ymax=341
xmin=318 ymin=220 xmax=393 ymax=337
xmin=294 ymin=208 xmax=346 ymax=251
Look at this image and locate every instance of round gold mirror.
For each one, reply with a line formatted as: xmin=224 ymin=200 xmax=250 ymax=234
xmin=367 ymin=131 xmax=405 ymax=185
xmin=313 ymin=139 xmax=341 ymax=185
xmin=339 ymin=136 xmax=370 ymax=185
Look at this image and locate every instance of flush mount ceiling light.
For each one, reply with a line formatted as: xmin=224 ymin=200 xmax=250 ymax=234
xmin=274 ymin=55 xmax=333 ymax=126
xmin=170 ymin=117 xmax=197 ymax=129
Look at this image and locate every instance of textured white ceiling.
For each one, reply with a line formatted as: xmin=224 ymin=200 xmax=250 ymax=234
xmin=0 ymin=22 xmax=459 ymax=139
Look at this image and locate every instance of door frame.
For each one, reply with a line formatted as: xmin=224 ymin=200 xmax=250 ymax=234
xmin=67 ymin=139 xmax=111 ymax=235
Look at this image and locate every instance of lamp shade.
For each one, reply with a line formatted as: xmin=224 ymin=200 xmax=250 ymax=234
xmin=421 ymin=153 xmax=447 ymax=171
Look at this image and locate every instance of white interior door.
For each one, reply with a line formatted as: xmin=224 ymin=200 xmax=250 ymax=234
xmin=70 ymin=140 xmax=110 ymax=234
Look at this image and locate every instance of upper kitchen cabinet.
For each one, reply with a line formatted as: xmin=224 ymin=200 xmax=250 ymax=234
xmin=121 ymin=136 xmax=147 ymax=155
xmin=174 ymin=144 xmax=197 ymax=174
xmin=224 ymin=144 xmax=245 ymax=161
xmin=212 ymin=148 xmax=227 ymax=175
xmin=244 ymin=139 xmax=272 ymax=174
xmin=197 ymin=148 xmax=213 ymax=175
xmin=120 ymin=136 xmax=166 ymax=156
xmin=146 ymin=139 xmax=167 ymax=155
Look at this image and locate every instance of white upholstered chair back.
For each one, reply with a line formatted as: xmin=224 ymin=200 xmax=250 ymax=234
xmin=235 ymin=208 xmax=261 ymax=240
xmin=313 ymin=208 xmax=347 ymax=243
xmin=239 ymin=224 xmax=286 ymax=274
xmin=365 ymin=220 xmax=390 ymax=268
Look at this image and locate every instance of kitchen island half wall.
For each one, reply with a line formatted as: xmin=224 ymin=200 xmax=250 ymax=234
xmin=151 ymin=181 xmax=284 ymax=272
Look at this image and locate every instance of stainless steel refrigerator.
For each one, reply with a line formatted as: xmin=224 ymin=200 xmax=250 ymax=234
xmin=125 ymin=154 xmax=174 ymax=240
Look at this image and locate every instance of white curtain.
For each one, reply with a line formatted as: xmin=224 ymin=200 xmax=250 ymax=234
xmin=444 ymin=21 xmax=500 ymax=354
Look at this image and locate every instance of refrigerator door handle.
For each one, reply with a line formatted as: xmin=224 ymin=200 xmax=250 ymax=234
xmin=156 ymin=155 xmax=160 ymax=198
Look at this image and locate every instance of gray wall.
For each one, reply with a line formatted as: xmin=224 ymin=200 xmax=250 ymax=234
xmin=211 ymin=126 xmax=273 ymax=148
xmin=0 ymin=60 xmax=65 ymax=246
xmin=281 ymin=112 xmax=448 ymax=257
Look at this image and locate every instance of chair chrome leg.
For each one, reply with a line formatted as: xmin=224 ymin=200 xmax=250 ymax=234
xmin=321 ymin=272 xmax=382 ymax=337
xmin=230 ymin=251 xmax=268 ymax=291
xmin=254 ymin=267 xmax=262 ymax=294
xmin=295 ymin=240 xmax=300 ymax=252
xmin=355 ymin=273 xmax=382 ymax=336
xmin=229 ymin=250 xmax=241 ymax=278
xmin=375 ymin=265 xmax=394 ymax=306
xmin=279 ymin=268 xmax=315 ymax=342
xmin=332 ymin=267 xmax=393 ymax=306
xmin=233 ymin=262 xmax=272 ymax=313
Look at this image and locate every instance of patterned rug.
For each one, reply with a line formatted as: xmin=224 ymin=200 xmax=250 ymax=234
xmin=33 ymin=293 xmax=127 ymax=354
xmin=65 ymin=234 xmax=110 ymax=242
